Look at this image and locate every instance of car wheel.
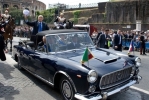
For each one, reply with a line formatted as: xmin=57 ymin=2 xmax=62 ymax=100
xmin=18 ymin=57 xmax=23 ymax=70
xmin=60 ymin=76 xmax=75 ymax=100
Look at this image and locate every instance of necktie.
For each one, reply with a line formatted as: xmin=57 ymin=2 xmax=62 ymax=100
xmin=38 ymin=22 xmax=42 ymax=32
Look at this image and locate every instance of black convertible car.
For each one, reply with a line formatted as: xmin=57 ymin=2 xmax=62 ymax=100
xmin=12 ymin=29 xmax=142 ymax=100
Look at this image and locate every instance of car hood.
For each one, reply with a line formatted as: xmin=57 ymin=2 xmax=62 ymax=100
xmin=55 ymin=48 xmax=132 ymax=75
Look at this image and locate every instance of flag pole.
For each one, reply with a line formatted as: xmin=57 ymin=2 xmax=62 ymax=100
xmin=133 ymin=40 xmax=135 ymax=56
xmin=87 ymin=46 xmax=89 ymax=67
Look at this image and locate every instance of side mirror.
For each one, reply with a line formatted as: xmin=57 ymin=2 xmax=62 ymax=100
xmin=19 ymin=42 xmax=23 ymax=45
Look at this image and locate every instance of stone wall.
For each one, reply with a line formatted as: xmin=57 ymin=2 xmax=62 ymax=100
xmin=96 ymin=1 xmax=149 ymax=24
xmin=63 ymin=0 xmax=149 ymax=30
xmin=90 ymin=23 xmax=149 ymax=31
xmin=105 ymin=1 xmax=137 ymax=23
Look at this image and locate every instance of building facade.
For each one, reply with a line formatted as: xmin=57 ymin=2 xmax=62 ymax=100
xmin=0 ymin=0 xmax=46 ymax=16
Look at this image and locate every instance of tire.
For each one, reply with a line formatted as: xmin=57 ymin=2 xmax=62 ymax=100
xmin=60 ymin=76 xmax=75 ymax=100
xmin=17 ymin=57 xmax=23 ymax=70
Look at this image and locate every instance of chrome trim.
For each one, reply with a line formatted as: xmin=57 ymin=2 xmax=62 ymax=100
xmin=103 ymin=58 xmax=118 ymax=63
xmin=75 ymin=76 xmax=141 ymax=100
xmin=53 ymin=71 xmax=77 ymax=93
xmin=135 ymin=57 xmax=141 ymax=62
xmin=99 ymin=66 xmax=133 ymax=89
xmin=87 ymin=70 xmax=98 ymax=83
xmin=135 ymin=57 xmax=141 ymax=67
xmin=21 ymin=67 xmax=54 ymax=87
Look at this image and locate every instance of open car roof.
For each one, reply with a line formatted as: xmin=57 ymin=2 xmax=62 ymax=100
xmin=36 ymin=29 xmax=85 ymax=36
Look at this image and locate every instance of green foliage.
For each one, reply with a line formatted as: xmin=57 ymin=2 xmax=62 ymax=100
xmin=9 ymin=7 xmax=56 ymax=24
xmin=9 ymin=7 xmax=22 ymax=18
xmin=73 ymin=10 xmax=80 ymax=24
xmin=36 ymin=8 xmax=56 ymax=23
xmin=9 ymin=7 xmax=32 ymax=25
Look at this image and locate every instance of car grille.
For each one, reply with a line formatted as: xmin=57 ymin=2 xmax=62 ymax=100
xmin=99 ymin=67 xmax=133 ymax=89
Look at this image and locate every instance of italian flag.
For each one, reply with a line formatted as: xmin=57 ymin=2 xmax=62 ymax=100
xmin=128 ymin=40 xmax=134 ymax=55
xmin=81 ymin=48 xmax=94 ymax=64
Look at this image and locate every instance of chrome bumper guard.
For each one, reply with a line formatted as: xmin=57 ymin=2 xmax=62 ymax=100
xmin=75 ymin=75 xmax=142 ymax=100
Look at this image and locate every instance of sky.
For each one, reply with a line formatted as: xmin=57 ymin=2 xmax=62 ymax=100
xmin=38 ymin=0 xmax=109 ymax=8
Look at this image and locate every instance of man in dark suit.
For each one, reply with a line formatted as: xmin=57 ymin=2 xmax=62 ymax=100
xmin=0 ymin=23 xmax=7 ymax=61
xmin=113 ymin=29 xmax=123 ymax=51
xmin=97 ymin=29 xmax=111 ymax=49
xmin=96 ymin=27 xmax=104 ymax=45
xmin=24 ymin=15 xmax=49 ymax=44
xmin=140 ymin=32 xmax=146 ymax=55
xmin=38 ymin=36 xmax=52 ymax=52
xmin=68 ymin=34 xmax=81 ymax=49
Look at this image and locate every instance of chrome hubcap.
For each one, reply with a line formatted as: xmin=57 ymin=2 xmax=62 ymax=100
xmin=62 ymin=82 xmax=71 ymax=98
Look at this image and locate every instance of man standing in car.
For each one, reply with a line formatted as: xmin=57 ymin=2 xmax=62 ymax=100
xmin=24 ymin=15 xmax=49 ymax=44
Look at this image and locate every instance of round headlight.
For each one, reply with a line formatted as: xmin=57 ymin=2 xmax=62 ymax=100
xmin=87 ymin=70 xmax=98 ymax=83
xmin=135 ymin=57 xmax=141 ymax=67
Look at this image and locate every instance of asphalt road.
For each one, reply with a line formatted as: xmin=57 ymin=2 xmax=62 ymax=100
xmin=0 ymin=37 xmax=149 ymax=100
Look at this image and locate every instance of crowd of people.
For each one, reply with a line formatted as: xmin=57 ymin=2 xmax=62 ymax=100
xmin=13 ymin=26 xmax=33 ymax=38
xmin=95 ymin=27 xmax=149 ymax=55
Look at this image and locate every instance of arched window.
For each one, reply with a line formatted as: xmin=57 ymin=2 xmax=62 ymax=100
xmin=13 ymin=5 xmax=19 ymax=9
xmin=32 ymin=10 xmax=34 ymax=14
xmin=3 ymin=4 xmax=9 ymax=9
xmin=35 ymin=6 xmax=37 ymax=10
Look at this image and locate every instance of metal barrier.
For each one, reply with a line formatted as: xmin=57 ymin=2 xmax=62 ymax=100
xmin=122 ymin=39 xmax=149 ymax=49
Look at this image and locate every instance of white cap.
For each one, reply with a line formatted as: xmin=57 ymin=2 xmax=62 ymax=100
xmin=23 ymin=9 xmax=30 ymax=16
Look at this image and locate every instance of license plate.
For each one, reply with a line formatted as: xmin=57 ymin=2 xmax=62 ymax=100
xmin=120 ymin=87 xmax=129 ymax=92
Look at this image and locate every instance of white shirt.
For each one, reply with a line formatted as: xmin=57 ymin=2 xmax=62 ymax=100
xmin=119 ymin=34 xmax=121 ymax=44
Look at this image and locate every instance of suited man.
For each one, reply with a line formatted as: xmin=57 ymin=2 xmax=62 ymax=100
xmin=0 ymin=23 xmax=7 ymax=61
xmin=97 ymin=29 xmax=111 ymax=49
xmin=24 ymin=15 xmax=49 ymax=44
xmin=47 ymin=36 xmax=57 ymax=52
xmin=140 ymin=32 xmax=146 ymax=55
xmin=113 ymin=29 xmax=123 ymax=51
xmin=95 ymin=27 xmax=104 ymax=45
xmin=68 ymin=34 xmax=81 ymax=49
xmin=38 ymin=36 xmax=51 ymax=52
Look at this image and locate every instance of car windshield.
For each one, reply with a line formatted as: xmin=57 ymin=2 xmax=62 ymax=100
xmin=45 ymin=32 xmax=94 ymax=52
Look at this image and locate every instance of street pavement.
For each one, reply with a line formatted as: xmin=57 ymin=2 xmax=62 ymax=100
xmin=0 ymin=37 xmax=149 ymax=100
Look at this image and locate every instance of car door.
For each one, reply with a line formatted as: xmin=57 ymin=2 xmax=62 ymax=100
xmin=20 ymin=45 xmax=37 ymax=73
xmin=18 ymin=46 xmax=27 ymax=69
xmin=33 ymin=52 xmax=57 ymax=82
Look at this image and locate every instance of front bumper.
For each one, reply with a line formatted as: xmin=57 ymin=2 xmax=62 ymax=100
xmin=75 ymin=75 xmax=142 ymax=100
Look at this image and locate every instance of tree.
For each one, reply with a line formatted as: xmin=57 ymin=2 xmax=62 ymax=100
xmin=9 ymin=7 xmax=32 ymax=25
xmin=36 ymin=8 xmax=56 ymax=23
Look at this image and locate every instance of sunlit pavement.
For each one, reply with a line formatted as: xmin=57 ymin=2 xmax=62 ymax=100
xmin=0 ymin=37 xmax=148 ymax=100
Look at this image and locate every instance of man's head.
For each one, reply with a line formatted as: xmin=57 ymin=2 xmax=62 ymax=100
xmin=60 ymin=34 xmax=66 ymax=40
xmin=72 ymin=34 xmax=78 ymax=42
xmin=5 ymin=9 xmax=9 ymax=14
xmin=104 ymin=29 xmax=109 ymax=34
xmin=60 ymin=13 xmax=64 ymax=18
xmin=101 ymin=27 xmax=104 ymax=32
xmin=38 ymin=15 xmax=43 ymax=22
xmin=117 ymin=29 xmax=121 ymax=35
